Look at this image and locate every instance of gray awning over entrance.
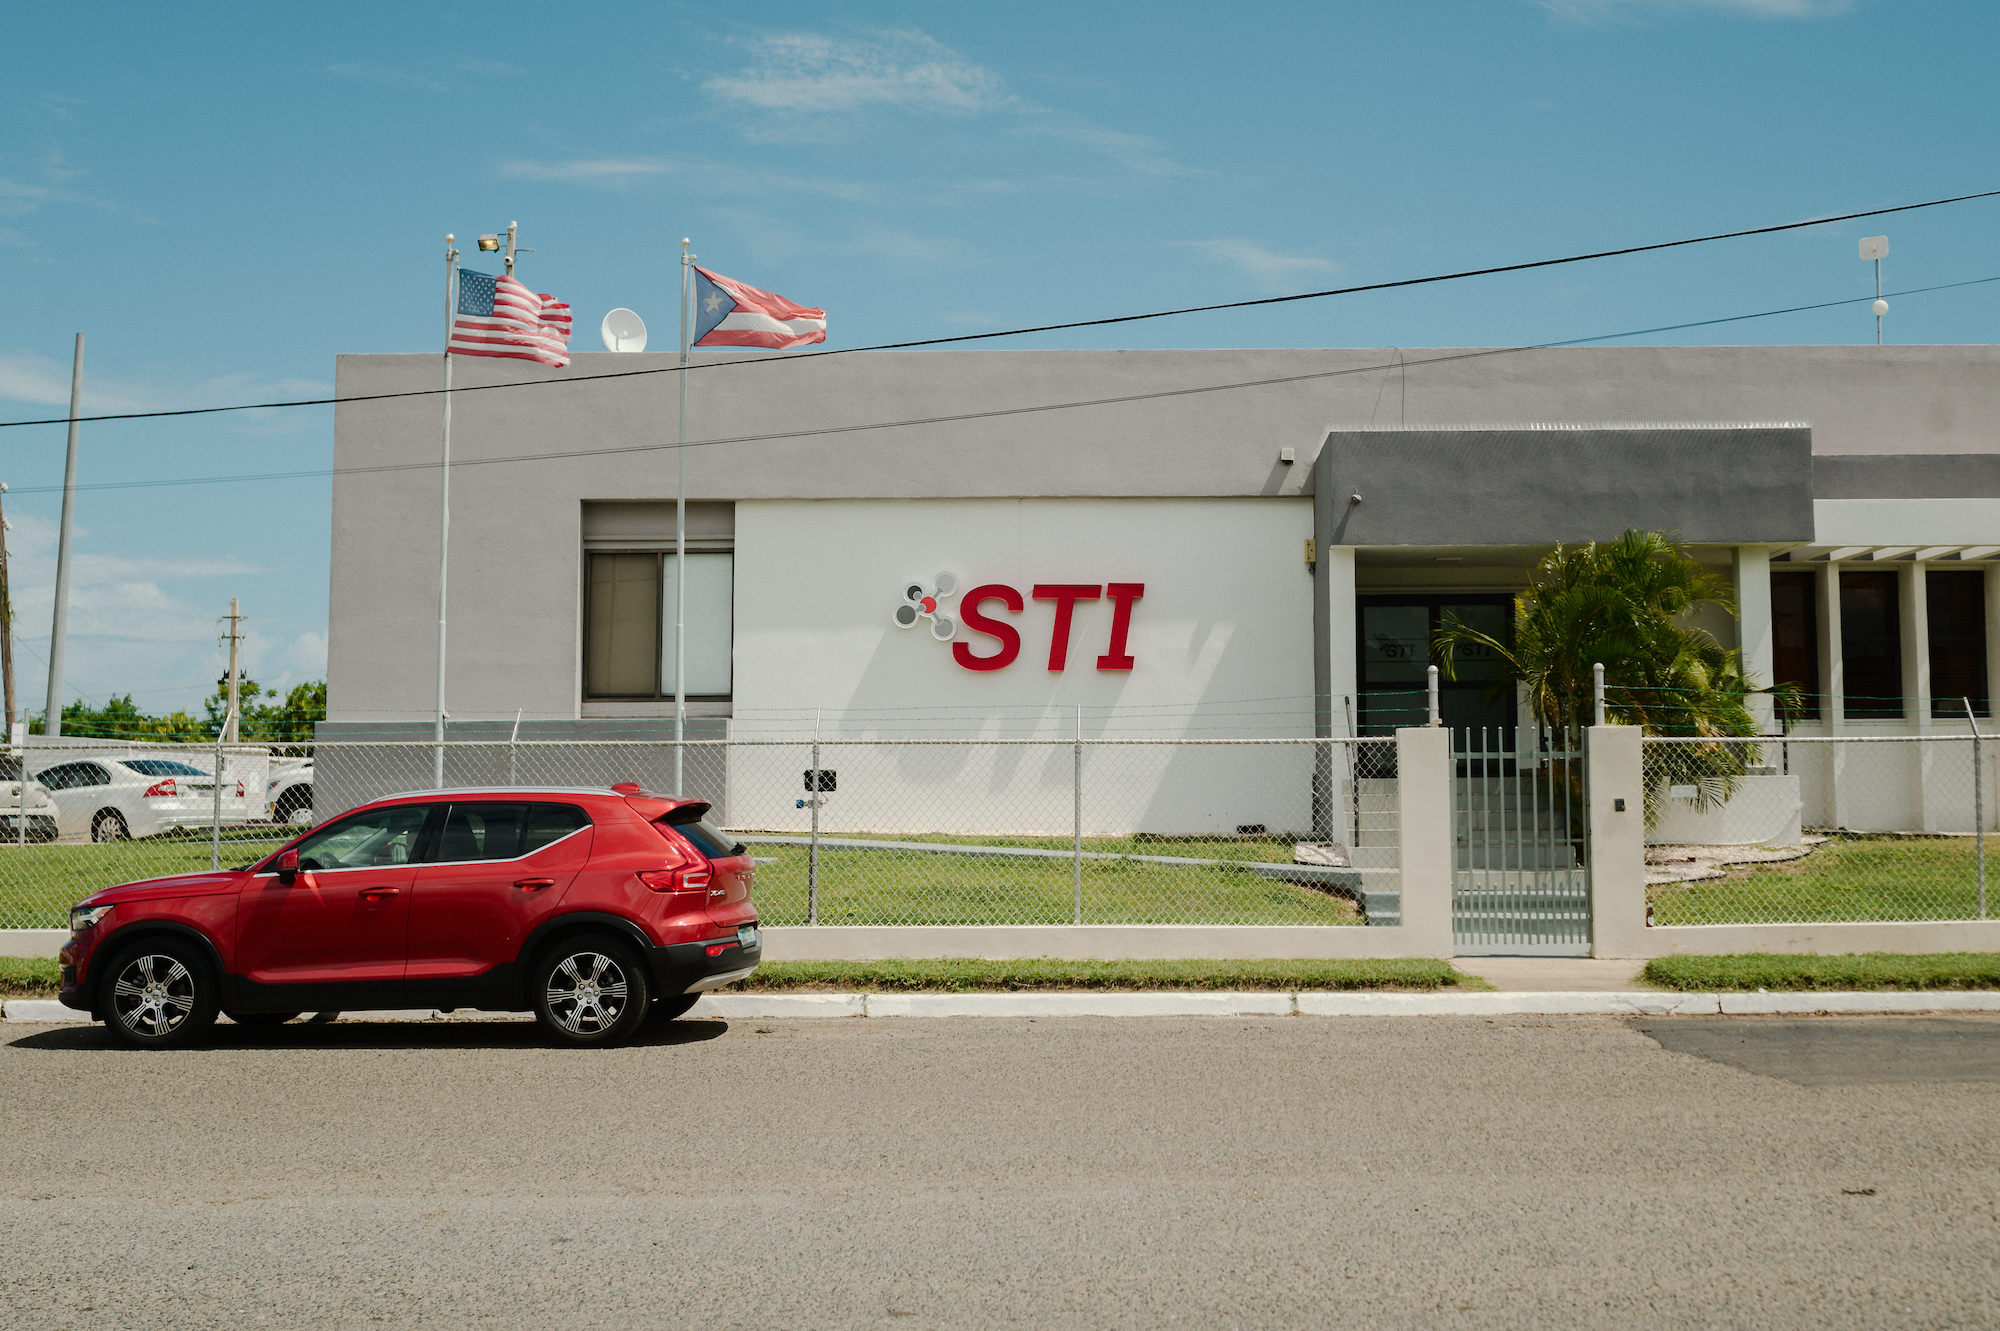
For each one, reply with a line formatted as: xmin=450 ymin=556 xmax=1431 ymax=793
xmin=1314 ymin=425 xmax=1816 ymax=547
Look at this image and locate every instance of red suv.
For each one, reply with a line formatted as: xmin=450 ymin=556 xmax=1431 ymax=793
xmin=57 ymin=784 xmax=760 ymax=1048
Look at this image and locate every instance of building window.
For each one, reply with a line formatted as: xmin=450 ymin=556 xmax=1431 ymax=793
xmin=584 ymin=551 xmax=734 ymax=699
xmin=1769 ymin=571 xmax=1821 ymax=720
xmin=1839 ymin=571 xmax=1902 ymax=720
xmin=1928 ymin=569 xmax=1989 ymax=718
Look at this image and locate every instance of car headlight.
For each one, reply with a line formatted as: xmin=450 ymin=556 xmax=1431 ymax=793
xmin=69 ymin=904 xmax=113 ymax=932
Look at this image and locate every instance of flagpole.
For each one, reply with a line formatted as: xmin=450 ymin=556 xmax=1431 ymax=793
xmin=674 ymin=239 xmax=692 ymax=794
xmin=435 ymin=234 xmax=459 ymax=787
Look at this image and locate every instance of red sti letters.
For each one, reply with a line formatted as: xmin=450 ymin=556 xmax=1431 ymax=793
xmin=951 ymin=583 xmax=1145 ymax=672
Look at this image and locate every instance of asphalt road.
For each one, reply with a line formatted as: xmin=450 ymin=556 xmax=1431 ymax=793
xmin=4 ymin=1014 xmax=1998 ymax=1330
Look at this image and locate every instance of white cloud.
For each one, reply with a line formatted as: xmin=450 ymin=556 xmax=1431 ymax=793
xmin=700 ymin=28 xmax=1194 ymax=182
xmin=496 ymin=155 xmax=882 ymax=205
xmin=498 ymin=157 xmax=674 ymax=184
xmin=1542 ymin=0 xmax=1854 ymax=20
xmin=1176 ymin=239 xmax=1341 ymax=290
xmin=704 ymin=30 xmax=1010 ymax=115
xmin=0 ymin=349 xmax=327 ymax=419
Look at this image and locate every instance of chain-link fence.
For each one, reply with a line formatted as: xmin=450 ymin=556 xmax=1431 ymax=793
xmin=1643 ymin=733 xmax=1995 ymax=925
xmin=0 ymin=736 xmax=1399 ymax=930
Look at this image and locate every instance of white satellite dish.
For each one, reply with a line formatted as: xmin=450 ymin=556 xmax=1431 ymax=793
xmin=601 ymin=307 xmax=648 ymax=352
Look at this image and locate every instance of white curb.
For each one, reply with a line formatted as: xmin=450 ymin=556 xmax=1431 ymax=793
xmin=2 ymin=999 xmax=89 ymax=1023
xmin=692 ymin=993 xmax=865 ymax=1019
xmin=1718 ymin=991 xmax=2000 ymax=1014
xmin=1296 ymin=990 xmax=1724 ymax=1016
xmin=865 ymin=991 xmax=1294 ymax=1018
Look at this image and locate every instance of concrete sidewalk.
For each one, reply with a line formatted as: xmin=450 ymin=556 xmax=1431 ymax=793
xmin=1454 ymin=958 xmax=1651 ymax=991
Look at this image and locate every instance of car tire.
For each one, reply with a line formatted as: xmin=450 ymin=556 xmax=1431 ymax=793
xmin=530 ymin=933 xmax=651 ymax=1047
xmin=99 ymin=938 xmax=219 ymax=1049
xmin=273 ymin=787 xmax=311 ymax=825
xmin=647 ymin=993 xmax=701 ymax=1024
xmin=227 ymin=1010 xmax=302 ymax=1028
xmin=91 ymin=809 xmax=131 ymax=843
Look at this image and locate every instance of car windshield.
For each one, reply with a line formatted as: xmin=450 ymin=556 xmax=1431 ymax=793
xmin=0 ymin=757 xmax=19 ymax=781
xmin=120 ymin=759 xmax=209 ymax=777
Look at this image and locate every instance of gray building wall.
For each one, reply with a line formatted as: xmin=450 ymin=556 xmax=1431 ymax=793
xmin=330 ymin=345 xmax=2000 ymax=723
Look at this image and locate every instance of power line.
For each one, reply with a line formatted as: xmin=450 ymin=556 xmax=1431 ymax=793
xmin=2 ymin=185 xmax=1996 ymax=433
xmin=7 ymin=273 xmax=1994 ymax=498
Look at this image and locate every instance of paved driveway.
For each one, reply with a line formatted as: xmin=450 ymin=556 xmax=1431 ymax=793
xmin=3 ymin=1014 xmax=1997 ymax=1329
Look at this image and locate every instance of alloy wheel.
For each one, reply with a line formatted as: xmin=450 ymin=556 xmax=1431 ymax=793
xmin=112 ymin=953 xmax=196 ymax=1038
xmin=543 ymin=951 xmax=630 ymax=1035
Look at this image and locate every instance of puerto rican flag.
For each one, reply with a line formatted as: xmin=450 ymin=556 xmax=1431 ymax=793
xmin=449 ymin=270 xmax=573 ymax=367
xmin=691 ymin=265 xmax=826 ymax=350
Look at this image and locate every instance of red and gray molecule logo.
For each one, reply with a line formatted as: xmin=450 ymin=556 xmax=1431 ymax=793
xmin=894 ymin=573 xmax=959 ymax=641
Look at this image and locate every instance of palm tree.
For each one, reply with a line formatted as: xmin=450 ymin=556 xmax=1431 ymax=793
xmin=1433 ymin=530 xmax=1790 ymax=823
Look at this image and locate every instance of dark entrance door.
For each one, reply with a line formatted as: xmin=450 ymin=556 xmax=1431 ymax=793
xmin=1356 ymin=595 xmax=1517 ymax=737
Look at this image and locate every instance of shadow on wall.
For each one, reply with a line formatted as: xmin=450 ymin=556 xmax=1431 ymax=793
xmin=720 ymin=604 xmax=1320 ymax=839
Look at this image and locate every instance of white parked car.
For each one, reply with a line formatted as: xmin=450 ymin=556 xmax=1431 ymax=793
xmin=0 ymin=755 xmax=58 ymax=842
xmin=31 ymin=755 xmax=260 ymax=842
xmin=264 ymin=758 xmax=313 ymax=825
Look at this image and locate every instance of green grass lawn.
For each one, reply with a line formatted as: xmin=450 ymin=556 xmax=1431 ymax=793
xmin=0 ymin=830 xmax=1363 ymax=929
xmin=745 ymin=842 xmax=1364 ymax=926
xmin=0 ymin=827 xmax=293 ymax=929
xmin=1643 ymin=951 xmax=2000 ymax=991
xmin=0 ymin=956 xmax=60 ymax=996
xmin=1648 ymin=834 xmax=1993 ymax=926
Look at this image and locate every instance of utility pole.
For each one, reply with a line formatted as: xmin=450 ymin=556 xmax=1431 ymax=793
xmin=0 ymin=482 xmax=14 ymax=738
xmin=219 ymin=598 xmax=244 ymax=743
xmin=45 ymin=333 xmax=84 ymax=737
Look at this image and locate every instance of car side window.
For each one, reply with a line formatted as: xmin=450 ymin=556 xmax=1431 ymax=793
xmin=37 ymin=765 xmax=74 ymax=791
xmin=521 ymin=803 xmax=590 ymax=855
xmin=80 ymin=764 xmax=111 ymax=789
xmin=436 ymin=803 xmax=532 ymax=862
xmin=293 ymin=805 xmax=431 ymax=872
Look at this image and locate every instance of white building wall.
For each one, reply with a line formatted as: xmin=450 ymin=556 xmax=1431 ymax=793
xmin=727 ymin=498 xmax=1319 ymax=836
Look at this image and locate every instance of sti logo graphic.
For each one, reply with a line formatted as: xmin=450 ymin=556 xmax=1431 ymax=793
xmin=895 ymin=575 xmax=1144 ymax=672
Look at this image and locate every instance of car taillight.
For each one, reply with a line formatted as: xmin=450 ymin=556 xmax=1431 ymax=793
xmin=637 ymin=866 xmax=712 ymax=893
xmin=143 ymin=779 xmax=177 ymax=798
xmin=235 ymin=780 xmax=245 ymax=797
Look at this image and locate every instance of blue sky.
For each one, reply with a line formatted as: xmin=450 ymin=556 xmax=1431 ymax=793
xmin=1 ymin=0 xmax=1996 ymax=714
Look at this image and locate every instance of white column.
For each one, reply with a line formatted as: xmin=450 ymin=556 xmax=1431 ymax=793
xmin=1733 ymin=546 xmax=1775 ymax=733
xmin=1900 ymin=561 xmax=1931 ymax=830
xmin=1818 ymin=563 xmax=1844 ymax=728
xmin=1901 ymin=561 xmax=1930 ymax=729
xmin=1585 ymin=725 xmax=1647 ymax=958
xmin=1394 ymin=725 xmax=1455 ymax=959
xmin=1324 ymin=546 xmax=1358 ymax=739
xmin=1819 ymin=563 xmax=1846 ymax=829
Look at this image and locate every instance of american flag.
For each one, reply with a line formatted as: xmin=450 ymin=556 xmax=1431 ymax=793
xmin=449 ymin=269 xmax=573 ymax=367
xmin=691 ymin=265 xmax=826 ymax=350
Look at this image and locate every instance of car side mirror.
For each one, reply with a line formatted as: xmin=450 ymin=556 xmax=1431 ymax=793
xmin=275 ymin=848 xmax=300 ymax=885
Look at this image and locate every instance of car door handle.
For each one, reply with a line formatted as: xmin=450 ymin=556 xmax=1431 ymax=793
xmin=514 ymin=878 xmax=556 ymax=891
xmin=358 ymin=887 xmax=401 ymax=900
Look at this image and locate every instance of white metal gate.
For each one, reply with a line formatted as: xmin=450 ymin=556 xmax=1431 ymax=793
xmin=1453 ymin=728 xmax=1591 ymax=955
